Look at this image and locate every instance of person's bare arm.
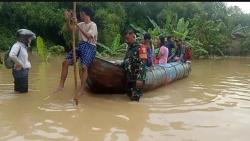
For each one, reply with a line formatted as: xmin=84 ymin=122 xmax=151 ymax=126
xmin=168 ymin=54 xmax=175 ymax=61
xmin=64 ymin=10 xmax=74 ymax=32
xmin=66 ymin=19 xmax=74 ymax=32
xmin=9 ymin=44 xmax=23 ymax=70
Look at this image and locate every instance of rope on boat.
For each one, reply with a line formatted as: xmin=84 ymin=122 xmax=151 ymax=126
xmin=150 ymin=67 xmax=156 ymax=86
xmin=158 ymin=65 xmax=169 ymax=83
xmin=168 ymin=63 xmax=178 ymax=81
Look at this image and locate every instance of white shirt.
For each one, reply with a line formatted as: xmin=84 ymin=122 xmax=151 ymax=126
xmin=77 ymin=21 xmax=98 ymax=46
xmin=9 ymin=41 xmax=31 ymax=69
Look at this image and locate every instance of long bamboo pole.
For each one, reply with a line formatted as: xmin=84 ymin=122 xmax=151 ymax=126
xmin=72 ymin=2 xmax=77 ymax=89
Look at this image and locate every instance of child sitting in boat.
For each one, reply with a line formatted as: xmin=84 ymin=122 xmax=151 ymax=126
xmin=155 ymin=36 xmax=169 ymax=65
xmin=141 ymin=33 xmax=153 ymax=67
xmin=183 ymin=42 xmax=192 ymax=62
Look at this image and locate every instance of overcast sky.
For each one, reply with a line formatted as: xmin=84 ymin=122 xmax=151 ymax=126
xmin=225 ymin=2 xmax=250 ymax=14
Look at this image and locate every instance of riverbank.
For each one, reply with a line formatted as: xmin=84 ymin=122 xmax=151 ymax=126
xmin=1 ymin=51 xmax=250 ymax=65
xmin=208 ymin=55 xmax=250 ymax=59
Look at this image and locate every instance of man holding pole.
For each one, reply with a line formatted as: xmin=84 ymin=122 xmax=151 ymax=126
xmin=55 ymin=7 xmax=98 ymax=103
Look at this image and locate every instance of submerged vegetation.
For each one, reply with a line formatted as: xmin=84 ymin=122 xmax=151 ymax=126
xmin=36 ymin=36 xmax=47 ymax=62
xmin=1 ymin=2 xmax=250 ymax=60
xmin=96 ymin=34 xmax=127 ymax=57
xmin=36 ymin=36 xmax=65 ymax=62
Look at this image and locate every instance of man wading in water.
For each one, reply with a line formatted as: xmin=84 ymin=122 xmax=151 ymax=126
xmin=9 ymin=29 xmax=36 ymax=93
xmin=119 ymin=29 xmax=146 ymax=101
xmin=54 ymin=7 xmax=98 ymax=104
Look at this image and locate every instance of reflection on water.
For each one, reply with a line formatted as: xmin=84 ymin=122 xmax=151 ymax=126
xmin=104 ymin=128 xmax=129 ymax=141
xmin=0 ymin=56 xmax=250 ymax=141
xmin=31 ymin=119 xmax=79 ymax=141
xmin=38 ymin=102 xmax=78 ymax=112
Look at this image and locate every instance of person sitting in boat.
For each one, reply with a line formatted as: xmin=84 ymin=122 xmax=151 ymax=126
xmin=154 ymin=44 xmax=160 ymax=64
xmin=183 ymin=42 xmax=192 ymax=62
xmin=120 ymin=29 xmax=146 ymax=101
xmin=141 ymin=33 xmax=153 ymax=67
xmin=171 ymin=39 xmax=186 ymax=62
xmin=155 ymin=36 xmax=169 ymax=65
xmin=54 ymin=7 xmax=98 ymax=104
xmin=165 ymin=35 xmax=175 ymax=62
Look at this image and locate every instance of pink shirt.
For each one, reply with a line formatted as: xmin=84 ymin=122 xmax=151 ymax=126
xmin=159 ymin=46 xmax=169 ymax=64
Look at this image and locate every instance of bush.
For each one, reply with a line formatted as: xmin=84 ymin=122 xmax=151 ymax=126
xmin=95 ymin=3 xmax=126 ymax=46
xmin=36 ymin=36 xmax=48 ymax=62
xmin=48 ymin=45 xmax=65 ymax=55
xmin=240 ymin=36 xmax=250 ymax=55
xmin=0 ymin=2 xmax=65 ymax=47
xmin=0 ymin=53 xmax=3 ymax=64
xmin=0 ymin=26 xmax=15 ymax=51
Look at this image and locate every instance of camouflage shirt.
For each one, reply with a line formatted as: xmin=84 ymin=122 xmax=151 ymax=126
xmin=122 ymin=41 xmax=146 ymax=82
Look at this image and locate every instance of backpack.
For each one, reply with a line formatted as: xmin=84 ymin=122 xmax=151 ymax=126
xmin=184 ymin=46 xmax=192 ymax=60
xmin=3 ymin=45 xmax=21 ymax=69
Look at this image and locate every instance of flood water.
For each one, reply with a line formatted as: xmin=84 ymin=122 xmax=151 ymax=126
xmin=0 ymin=55 xmax=250 ymax=141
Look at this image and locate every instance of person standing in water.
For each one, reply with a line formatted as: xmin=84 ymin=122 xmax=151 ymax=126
xmin=9 ymin=29 xmax=36 ymax=93
xmin=120 ymin=29 xmax=146 ymax=101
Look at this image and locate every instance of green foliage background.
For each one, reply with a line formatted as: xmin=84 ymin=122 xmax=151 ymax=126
xmin=1 ymin=2 xmax=250 ymax=58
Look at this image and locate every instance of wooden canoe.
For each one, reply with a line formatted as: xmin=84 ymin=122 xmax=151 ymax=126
xmin=87 ymin=57 xmax=191 ymax=94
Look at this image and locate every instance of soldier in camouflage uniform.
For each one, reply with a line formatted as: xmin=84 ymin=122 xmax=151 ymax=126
xmin=121 ymin=29 xmax=146 ymax=101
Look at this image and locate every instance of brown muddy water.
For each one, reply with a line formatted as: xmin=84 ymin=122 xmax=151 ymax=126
xmin=0 ymin=55 xmax=250 ymax=141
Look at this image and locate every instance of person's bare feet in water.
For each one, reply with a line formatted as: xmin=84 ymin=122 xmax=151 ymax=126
xmin=53 ymin=86 xmax=64 ymax=94
xmin=73 ymin=89 xmax=86 ymax=105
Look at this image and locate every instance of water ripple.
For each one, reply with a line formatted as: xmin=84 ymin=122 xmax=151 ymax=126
xmin=38 ymin=102 xmax=78 ymax=112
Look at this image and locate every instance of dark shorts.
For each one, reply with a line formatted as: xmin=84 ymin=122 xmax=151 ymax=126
xmin=65 ymin=41 xmax=96 ymax=68
xmin=12 ymin=68 xmax=29 ymax=93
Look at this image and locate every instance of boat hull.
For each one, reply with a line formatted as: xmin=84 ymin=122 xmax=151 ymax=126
xmin=87 ymin=57 xmax=191 ymax=94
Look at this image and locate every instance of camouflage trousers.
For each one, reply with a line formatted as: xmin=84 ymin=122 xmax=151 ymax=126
xmin=126 ymin=80 xmax=143 ymax=101
xmin=123 ymin=58 xmax=146 ymax=101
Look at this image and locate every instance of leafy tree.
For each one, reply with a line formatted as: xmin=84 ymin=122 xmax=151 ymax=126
xmin=1 ymin=2 xmax=250 ymax=58
xmin=97 ymin=34 xmax=127 ymax=56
